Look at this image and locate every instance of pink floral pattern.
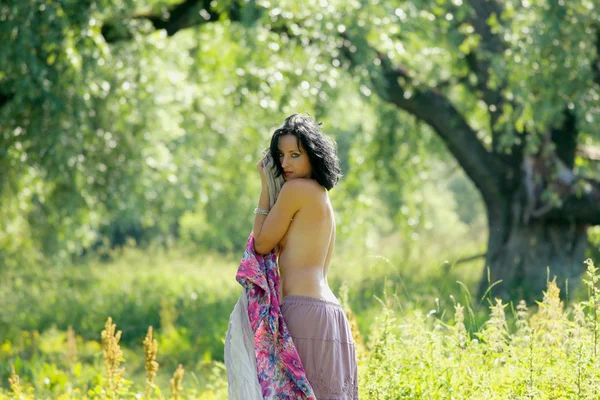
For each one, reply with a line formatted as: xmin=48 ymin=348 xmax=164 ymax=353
xmin=236 ymin=232 xmax=316 ymax=399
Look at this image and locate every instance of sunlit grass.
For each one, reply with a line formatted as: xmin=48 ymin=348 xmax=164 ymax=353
xmin=1 ymin=228 xmax=490 ymax=395
xmin=3 ymin=258 xmax=600 ymax=398
xmin=10 ymin=227 xmax=600 ymax=398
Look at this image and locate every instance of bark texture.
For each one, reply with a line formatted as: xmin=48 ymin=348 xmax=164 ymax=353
xmin=482 ymin=187 xmax=589 ymax=301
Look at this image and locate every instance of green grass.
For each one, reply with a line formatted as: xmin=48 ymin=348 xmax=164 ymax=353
xmin=359 ymin=260 xmax=600 ymax=399
xmin=7 ymin=232 xmax=600 ymax=398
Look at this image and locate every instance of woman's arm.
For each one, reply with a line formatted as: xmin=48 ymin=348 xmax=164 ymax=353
xmin=252 ymin=177 xmax=270 ymax=240
xmin=253 ymin=179 xmax=307 ymax=254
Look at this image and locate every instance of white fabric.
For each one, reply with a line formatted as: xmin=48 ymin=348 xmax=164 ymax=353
xmin=262 ymin=151 xmax=284 ymax=208
xmin=224 ymin=150 xmax=284 ymax=399
xmin=224 ymin=289 xmax=263 ymax=400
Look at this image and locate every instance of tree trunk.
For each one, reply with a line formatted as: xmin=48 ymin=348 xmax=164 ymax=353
xmin=480 ymin=189 xmax=589 ymax=302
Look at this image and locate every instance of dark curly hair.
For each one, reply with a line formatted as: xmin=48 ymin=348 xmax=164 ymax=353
xmin=269 ymin=114 xmax=342 ymax=190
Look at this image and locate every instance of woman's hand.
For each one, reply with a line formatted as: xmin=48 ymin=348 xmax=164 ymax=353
xmin=256 ymin=157 xmax=267 ymax=182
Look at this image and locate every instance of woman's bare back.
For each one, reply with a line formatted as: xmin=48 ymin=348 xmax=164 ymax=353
xmin=277 ymin=179 xmax=338 ymax=303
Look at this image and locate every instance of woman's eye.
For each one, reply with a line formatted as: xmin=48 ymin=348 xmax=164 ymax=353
xmin=278 ymin=154 xmax=283 ymax=158
xmin=292 ymin=154 xmax=299 ymax=158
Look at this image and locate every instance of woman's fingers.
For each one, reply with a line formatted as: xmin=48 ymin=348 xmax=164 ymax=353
xmin=256 ymin=157 xmax=266 ymax=173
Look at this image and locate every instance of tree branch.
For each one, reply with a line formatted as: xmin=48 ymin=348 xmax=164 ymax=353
xmin=101 ymin=0 xmax=301 ymax=45
xmin=464 ymin=0 xmax=504 ymax=84
xmin=147 ymin=0 xmax=219 ymax=35
xmin=545 ymin=181 xmax=600 ymax=225
xmin=102 ymin=0 xmax=224 ymax=43
xmin=466 ymin=0 xmax=504 ymax=54
xmin=551 ymin=109 xmax=578 ymax=169
xmin=455 ymin=252 xmax=487 ymax=265
xmin=463 ymin=0 xmax=508 ymax=148
xmin=368 ymin=50 xmax=507 ymax=204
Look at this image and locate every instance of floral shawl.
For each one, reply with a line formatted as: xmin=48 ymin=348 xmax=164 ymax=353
xmin=236 ymin=232 xmax=316 ymax=399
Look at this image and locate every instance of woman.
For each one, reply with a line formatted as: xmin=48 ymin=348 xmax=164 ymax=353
xmin=253 ymin=114 xmax=358 ymax=399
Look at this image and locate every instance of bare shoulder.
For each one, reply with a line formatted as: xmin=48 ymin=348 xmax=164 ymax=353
xmin=282 ymin=178 xmax=323 ymax=197
xmin=279 ymin=179 xmax=324 ymax=210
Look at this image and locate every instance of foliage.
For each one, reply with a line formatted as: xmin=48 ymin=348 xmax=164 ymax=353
xmin=0 ymin=199 xmax=487 ymax=395
xmin=2 ymin=259 xmax=600 ymax=399
xmin=0 ymin=317 xmax=228 ymax=400
xmin=360 ymin=259 xmax=600 ymax=399
xmin=2 ymin=0 xmax=600 ymax=394
xmin=1 ymin=0 xmax=499 ymax=268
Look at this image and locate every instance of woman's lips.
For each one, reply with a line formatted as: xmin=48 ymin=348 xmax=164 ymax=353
xmin=284 ymin=171 xmax=292 ymax=175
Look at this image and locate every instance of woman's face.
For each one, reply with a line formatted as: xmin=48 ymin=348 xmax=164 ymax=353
xmin=277 ymin=134 xmax=312 ymax=181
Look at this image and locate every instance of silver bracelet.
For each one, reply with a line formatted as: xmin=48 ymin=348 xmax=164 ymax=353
xmin=254 ymin=207 xmax=269 ymax=215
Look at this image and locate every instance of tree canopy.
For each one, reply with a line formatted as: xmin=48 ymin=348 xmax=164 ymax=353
xmin=1 ymin=0 xmax=599 ymax=298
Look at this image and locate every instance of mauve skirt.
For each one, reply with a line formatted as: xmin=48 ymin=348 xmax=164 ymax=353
xmin=281 ymin=295 xmax=359 ymax=399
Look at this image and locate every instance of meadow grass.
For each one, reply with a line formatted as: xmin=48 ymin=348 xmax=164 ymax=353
xmin=4 ymin=234 xmax=599 ymax=398
xmin=359 ymin=259 xmax=600 ymax=399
